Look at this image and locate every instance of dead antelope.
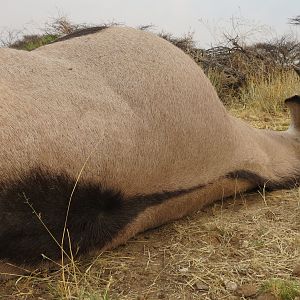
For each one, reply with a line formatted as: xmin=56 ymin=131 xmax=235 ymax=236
xmin=0 ymin=26 xmax=299 ymax=274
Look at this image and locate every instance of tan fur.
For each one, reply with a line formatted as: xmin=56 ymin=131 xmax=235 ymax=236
xmin=1 ymin=27 xmax=300 ymax=274
xmin=102 ymin=178 xmax=255 ymax=251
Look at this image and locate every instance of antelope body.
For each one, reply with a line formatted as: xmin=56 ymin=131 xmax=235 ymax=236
xmin=0 ymin=27 xmax=300 ymax=273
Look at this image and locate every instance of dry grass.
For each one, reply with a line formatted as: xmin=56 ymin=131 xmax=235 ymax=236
xmin=261 ymin=278 xmax=300 ymax=300
xmin=238 ymin=70 xmax=300 ymax=114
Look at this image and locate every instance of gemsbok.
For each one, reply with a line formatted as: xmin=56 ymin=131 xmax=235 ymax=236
xmin=0 ymin=26 xmax=299 ymax=275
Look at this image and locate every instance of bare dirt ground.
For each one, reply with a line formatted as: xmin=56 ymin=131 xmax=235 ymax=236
xmin=1 ymin=113 xmax=300 ymax=300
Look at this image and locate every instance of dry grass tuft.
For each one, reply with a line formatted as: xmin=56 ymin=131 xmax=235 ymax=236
xmin=238 ymin=70 xmax=300 ymax=114
xmin=261 ymin=278 xmax=300 ymax=300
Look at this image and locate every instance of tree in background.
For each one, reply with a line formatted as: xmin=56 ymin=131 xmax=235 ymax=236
xmin=290 ymin=16 xmax=300 ymax=25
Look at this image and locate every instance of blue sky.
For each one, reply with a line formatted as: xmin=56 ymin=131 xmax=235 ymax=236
xmin=0 ymin=0 xmax=299 ymax=47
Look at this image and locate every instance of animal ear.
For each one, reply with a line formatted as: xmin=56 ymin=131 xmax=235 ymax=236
xmin=293 ymin=65 xmax=300 ymax=77
xmin=285 ymin=95 xmax=300 ymax=133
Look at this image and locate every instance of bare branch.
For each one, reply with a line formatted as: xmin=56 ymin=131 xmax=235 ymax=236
xmin=289 ymin=16 xmax=300 ymax=25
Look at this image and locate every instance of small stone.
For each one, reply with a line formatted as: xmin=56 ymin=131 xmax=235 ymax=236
xmin=236 ymin=284 xmax=258 ymax=297
xmin=292 ymin=264 xmax=300 ymax=277
xmin=225 ymin=280 xmax=238 ymax=291
xmin=242 ymin=240 xmax=250 ymax=248
xmin=194 ymin=281 xmax=209 ymax=291
xmin=238 ymin=268 xmax=248 ymax=276
xmin=179 ymin=267 xmax=189 ymax=273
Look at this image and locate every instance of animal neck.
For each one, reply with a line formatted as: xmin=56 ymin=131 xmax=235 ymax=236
xmin=230 ymin=114 xmax=300 ymax=187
